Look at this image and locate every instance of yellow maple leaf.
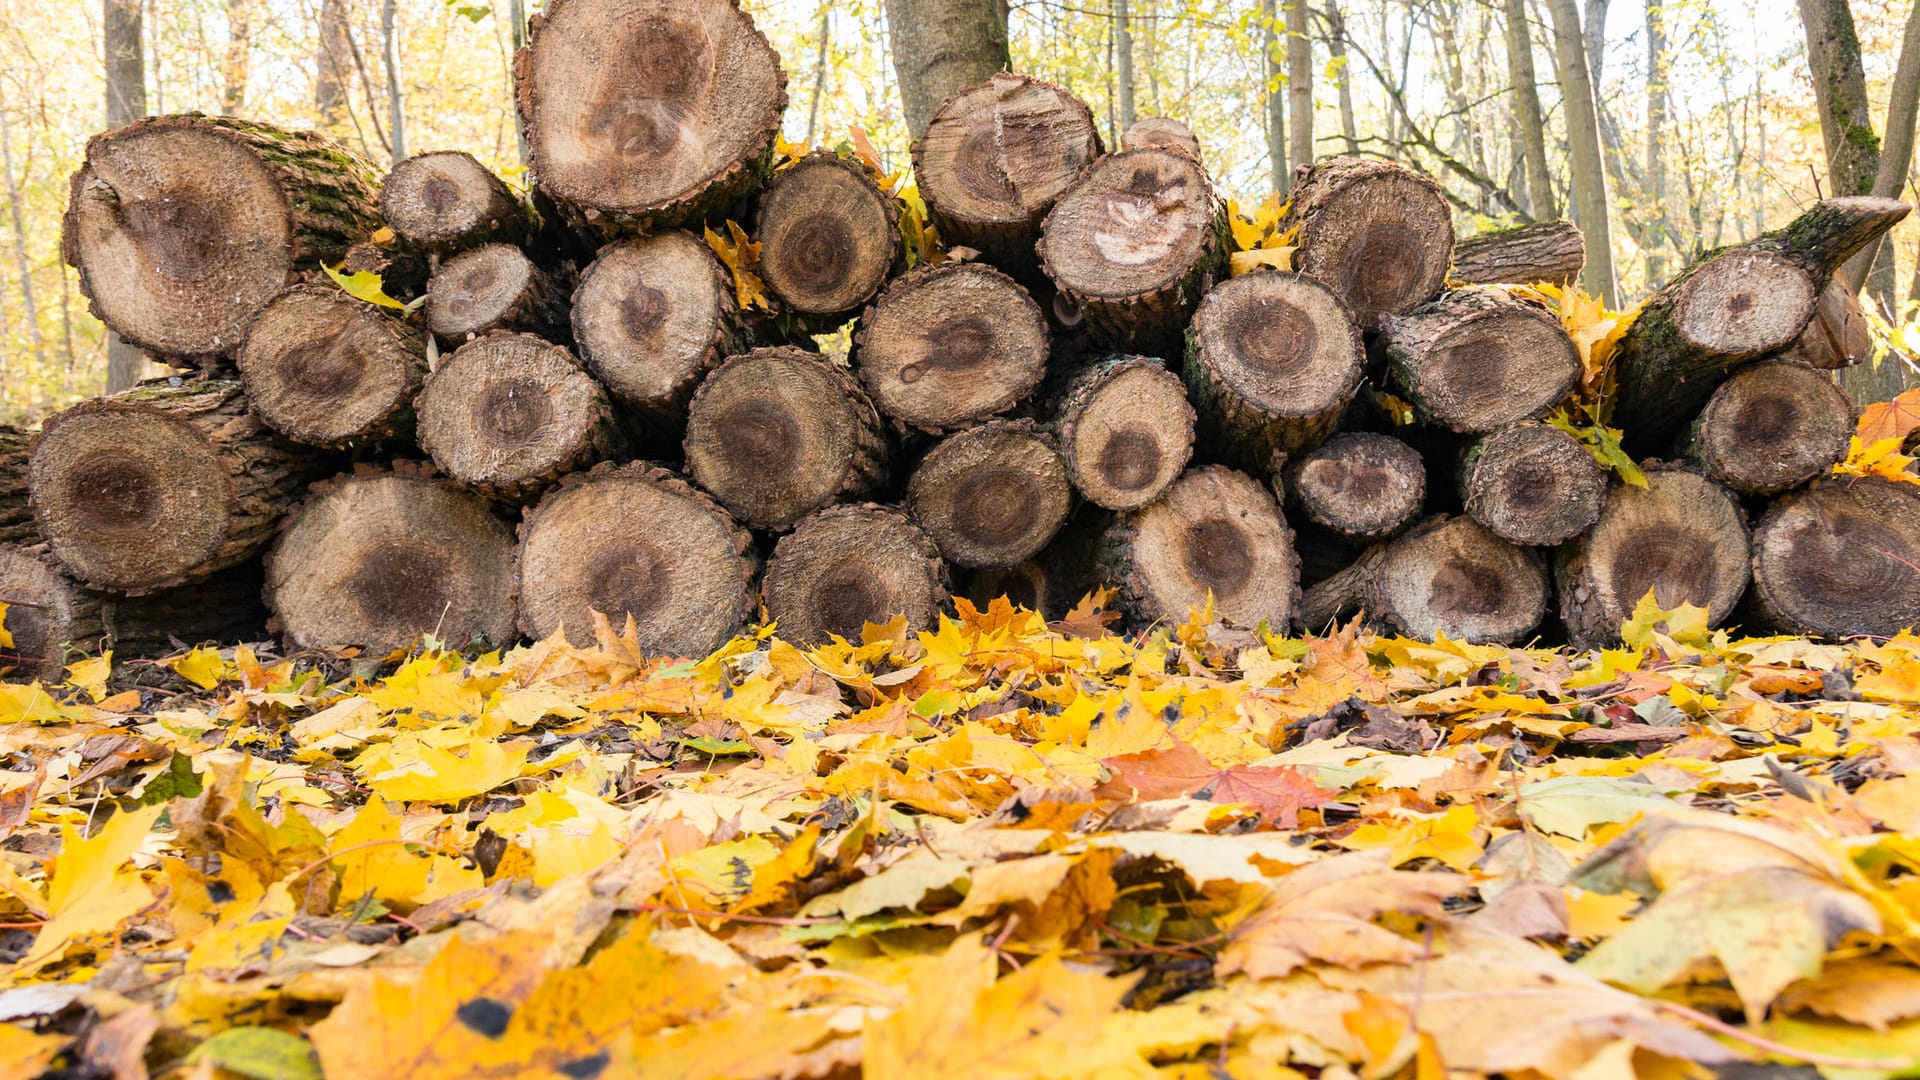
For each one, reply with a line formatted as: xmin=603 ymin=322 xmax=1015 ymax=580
xmin=1619 ymin=589 xmax=1712 ymax=650
xmin=12 ymin=804 xmax=163 ymax=976
xmin=170 ymin=646 xmax=233 ymax=690
xmin=359 ymin=733 xmax=529 ymax=804
xmin=1231 ymin=246 xmax=1297 ymax=276
xmin=702 ymin=222 xmax=773 ymax=312
xmin=1337 ymin=805 xmax=1484 ymax=871
xmin=1836 ymin=436 xmax=1920 ymax=484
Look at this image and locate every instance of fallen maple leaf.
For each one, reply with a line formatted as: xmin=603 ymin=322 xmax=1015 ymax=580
xmin=1100 ymin=737 xmax=1335 ymax=827
xmin=1218 ymin=851 xmax=1468 ymax=979
xmin=1859 ymin=387 xmax=1920 ymax=446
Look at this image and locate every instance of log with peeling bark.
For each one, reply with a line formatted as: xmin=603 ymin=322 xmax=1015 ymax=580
xmin=907 ymin=419 xmax=1073 ymax=570
xmin=1121 ymin=117 xmax=1201 ymax=158
xmin=30 ymin=379 xmax=335 ymax=595
xmin=853 ymin=262 xmax=1049 ymax=433
xmin=1053 ymin=356 xmax=1194 ymax=511
xmin=1686 ymin=359 xmax=1855 ymax=496
xmin=1299 ymin=516 xmax=1550 ymax=644
xmin=516 ymin=463 xmax=756 ymax=656
xmin=762 ymin=503 xmax=948 ymax=646
xmin=239 ymin=285 xmax=427 ymax=448
xmin=379 ymin=150 xmax=527 ymax=253
xmin=1459 ymin=422 xmax=1607 ymax=547
xmin=423 ymin=243 xmax=570 ymax=345
xmin=1099 ymin=466 xmax=1299 ymax=629
xmin=1449 ymin=220 xmax=1585 ymax=288
xmin=0 ymin=427 xmax=34 ymax=546
xmin=755 ymin=152 xmax=901 ymax=320
xmin=1281 ymin=156 xmax=1455 ymax=331
xmin=1748 ymin=477 xmax=1920 ymax=640
xmin=62 ymin=114 xmax=381 ymax=361
xmin=1284 ymin=432 xmax=1425 ymax=543
xmin=1384 ymin=286 xmax=1581 ymax=433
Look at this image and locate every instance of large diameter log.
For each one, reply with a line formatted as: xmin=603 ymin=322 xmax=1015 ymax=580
xmin=239 ymin=285 xmax=427 ymax=448
xmin=1099 ymin=466 xmax=1299 ymax=630
xmin=1281 ymin=156 xmax=1454 ymax=330
xmin=61 ymin=114 xmax=381 ymax=361
xmin=379 ymin=150 xmax=526 ymax=253
xmin=1460 ymin=422 xmax=1607 ymax=546
xmin=853 ymin=262 xmax=1048 ymax=433
xmin=516 ymin=463 xmax=755 ymax=656
xmin=423 ymin=243 xmax=569 ymax=345
xmin=514 ymin=0 xmax=786 ymax=231
xmin=1285 ymin=431 xmax=1425 ymax=543
xmin=1749 ymin=478 xmax=1920 ymax=640
xmin=1299 ymin=516 xmax=1549 ymax=644
xmin=762 ymin=504 xmax=948 ymax=646
xmin=907 ymin=420 xmax=1073 ymax=570
xmin=756 ymin=152 xmax=901 ymax=319
xmin=30 ymin=380 xmax=334 ymax=595
xmin=685 ymin=346 xmax=889 ymax=530
xmin=1687 ymin=359 xmax=1855 ymax=496
xmin=1556 ymin=467 xmax=1751 ymax=650
xmin=1611 ymin=196 xmax=1910 ymax=449
xmin=415 ymin=332 xmax=620 ymax=503
xmin=266 ymin=468 xmax=517 ymax=653
xmin=1038 ymin=147 xmax=1227 ymax=353
xmin=1054 ymin=356 xmax=1194 ymax=511
xmin=0 ymin=427 xmax=34 ymax=545
xmin=1449 ymin=220 xmax=1585 ymax=288
xmin=1185 ymin=271 xmax=1365 ymax=474
xmin=912 ymin=73 xmax=1103 ymax=273
xmin=1384 ymin=286 xmax=1581 ymax=433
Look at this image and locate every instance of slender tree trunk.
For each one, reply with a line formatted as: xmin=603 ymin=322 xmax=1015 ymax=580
xmin=1581 ymin=0 xmax=1608 ymax=92
xmin=884 ymin=0 xmax=1010 ymax=137
xmin=806 ymin=2 xmax=831 ymax=145
xmin=316 ymin=0 xmax=352 ymax=126
xmin=223 ymin=0 xmax=251 ymax=113
xmin=0 ymin=110 xmax=44 ymax=374
xmin=1287 ymin=0 xmax=1313 ymax=172
xmin=1644 ymin=0 xmax=1669 ymax=284
xmin=1323 ymin=2 xmax=1359 ymax=155
xmin=506 ymin=0 xmax=527 ymax=166
xmin=1862 ymin=0 xmax=1920 ymax=309
xmin=1263 ymin=0 xmax=1286 ymax=192
xmin=1505 ymin=0 xmax=1556 ymax=219
xmin=105 ymin=0 xmax=148 ymax=393
xmin=1545 ymin=0 xmax=1618 ymax=305
xmin=381 ymin=0 xmax=406 ymax=164
xmin=1116 ymin=0 xmax=1136 ymax=132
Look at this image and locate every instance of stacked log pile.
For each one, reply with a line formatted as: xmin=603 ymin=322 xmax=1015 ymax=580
xmin=5 ymin=0 xmax=1916 ymax=678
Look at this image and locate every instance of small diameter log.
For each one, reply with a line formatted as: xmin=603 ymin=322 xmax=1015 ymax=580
xmin=1460 ymin=422 xmax=1607 ymax=546
xmin=1449 ymin=220 xmax=1585 ymax=288
xmin=1384 ymin=286 xmax=1581 ymax=433
xmin=907 ymin=420 xmax=1073 ymax=570
xmin=423 ymin=243 xmax=569 ymax=345
xmin=239 ymin=284 xmax=427 ymax=447
xmin=0 ymin=427 xmax=35 ymax=545
xmin=1099 ymin=466 xmax=1299 ymax=630
xmin=755 ymin=152 xmax=901 ymax=319
xmin=415 ymin=332 xmax=619 ymax=503
xmin=30 ymin=380 xmax=334 ymax=595
xmin=266 ymin=467 xmax=517 ymax=653
xmin=1285 ymin=432 xmax=1425 ymax=543
xmin=571 ymin=231 xmax=744 ymax=429
xmin=1121 ymin=117 xmax=1201 ymax=159
xmin=853 ymin=262 xmax=1048 ymax=433
xmin=516 ymin=463 xmax=756 ymax=656
xmin=684 ymin=346 xmax=889 ymax=530
xmin=1786 ymin=277 xmax=1872 ymax=370
xmin=762 ymin=503 xmax=948 ymax=646
xmin=62 ymin=114 xmax=381 ymax=360
xmin=0 ymin=546 xmax=100 ymax=681
xmin=379 ymin=150 xmax=526 ymax=252
xmin=1299 ymin=516 xmax=1549 ymax=644
xmin=1749 ymin=477 xmax=1920 ymax=640
xmin=912 ymin=72 xmax=1103 ymax=273
xmin=1556 ymin=467 xmax=1751 ymax=650
xmin=1687 ymin=358 xmax=1855 ymax=496
xmin=1281 ymin=155 xmax=1455 ymax=330
xmin=1611 ymin=196 xmax=1910 ymax=449
xmin=1038 ymin=147 xmax=1227 ymax=353
xmin=514 ymin=0 xmax=785 ymax=231
xmin=1184 ymin=271 xmax=1366 ymax=473
xmin=1054 ymin=356 xmax=1194 ymax=511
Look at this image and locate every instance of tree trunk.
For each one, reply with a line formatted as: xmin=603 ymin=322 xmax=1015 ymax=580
xmin=1287 ymin=0 xmax=1314 ymax=173
xmin=907 ymin=419 xmax=1073 ymax=570
xmin=1684 ymin=358 xmax=1855 ymax=496
xmin=380 ymin=151 xmax=526 ymax=253
xmin=1263 ymin=0 xmax=1287 ymax=193
xmin=380 ymin=0 xmax=406 ymax=163
xmin=103 ymin=0 xmax=149 ymax=393
xmin=1644 ymin=0 xmax=1669 ymax=284
xmin=238 ymin=284 xmax=427 ymax=448
xmin=1115 ymin=0 xmax=1136 ymax=132
xmin=1450 ymin=220 xmax=1585 ymax=286
xmin=0 ymin=108 xmax=45 ymax=375
xmin=1299 ymin=516 xmax=1549 ymax=643
xmin=1282 ymin=155 xmax=1455 ymax=330
xmin=223 ymin=0 xmax=252 ymax=113
xmin=1505 ymin=0 xmax=1557 ymax=219
xmin=1798 ymin=0 xmax=1879 ymax=201
xmin=1284 ymin=431 xmax=1425 ymax=543
xmin=1544 ymin=0 xmax=1618 ymax=305
xmin=1749 ymin=477 xmax=1920 ymax=640
xmin=1054 ymin=355 xmax=1194 ymax=511
xmin=423 ymin=243 xmax=568 ymax=346
xmin=316 ymin=0 xmax=352 ymax=127
xmin=853 ymin=261 xmax=1048 ymax=434
xmin=755 ymin=152 xmax=902 ymax=320
xmin=1324 ymin=0 xmax=1360 ymax=157
xmin=1099 ymin=466 xmax=1300 ymax=630
xmin=1861 ymin=0 xmax=1920 ymax=307
xmin=1459 ymin=421 xmax=1606 ymax=546
xmin=885 ymin=0 xmax=1008 ymax=137
xmin=763 ymin=503 xmax=948 ymax=646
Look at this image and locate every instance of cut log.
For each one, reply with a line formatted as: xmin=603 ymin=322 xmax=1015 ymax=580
xmin=1749 ymin=477 xmax=1920 ymax=640
xmin=853 ymin=262 xmax=1048 ymax=433
xmin=1298 ymin=516 xmax=1549 ymax=644
xmin=1556 ymin=467 xmax=1751 ymax=650
xmin=1053 ymin=355 xmax=1194 ymax=510
xmin=1786 ymin=277 xmax=1872 ymax=370
xmin=0 ymin=545 xmax=102 ymax=681
xmin=755 ymin=152 xmax=901 ymax=319
xmin=1038 ymin=146 xmax=1227 ymax=353
xmin=907 ymin=419 xmax=1073 ymax=569
xmin=339 ymin=238 xmax=429 ymax=303
xmin=1284 ymin=431 xmax=1425 ymax=543
xmin=516 ymin=463 xmax=756 ymax=656
xmin=1384 ymin=286 xmax=1581 ymax=433
xmin=30 ymin=379 xmax=334 ymax=595
xmin=239 ymin=284 xmax=427 ymax=448
xmin=514 ymin=0 xmax=786 ymax=231
xmin=379 ymin=150 xmax=526 ymax=253
xmin=956 ymin=505 xmax=1108 ymax=620
xmin=266 ymin=466 xmax=517 ymax=653
xmin=1460 ymin=421 xmax=1607 ymax=546
xmin=423 ymin=242 xmax=569 ymax=345
xmin=1610 ymin=196 xmax=1910 ymax=450
xmin=684 ymin=346 xmax=889 ymax=530
xmin=571 ymin=231 xmax=744 ymax=431
xmin=762 ymin=503 xmax=948 ymax=646
xmin=1449 ymin=220 xmax=1585 ymax=288
xmin=1687 ymin=358 xmax=1855 ymax=495
xmin=1281 ymin=155 xmax=1454 ymax=330
xmin=1121 ymin=117 xmax=1201 ymax=159
xmin=62 ymin=114 xmax=381 ymax=361
xmin=414 ymin=332 xmax=619 ymax=502
xmin=912 ymin=72 xmax=1103 ymax=274
xmin=0 ymin=426 xmax=35 ymax=545
xmin=1184 ymin=271 xmax=1365 ymax=473
xmin=1099 ymin=465 xmax=1299 ymax=629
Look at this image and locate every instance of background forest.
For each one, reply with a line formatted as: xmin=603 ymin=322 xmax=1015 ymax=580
xmin=0 ymin=0 xmax=1914 ymax=421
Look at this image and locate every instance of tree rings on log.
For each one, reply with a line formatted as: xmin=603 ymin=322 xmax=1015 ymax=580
xmin=907 ymin=420 xmax=1073 ymax=569
xmin=1460 ymin=421 xmax=1607 ymax=546
xmin=762 ymin=503 xmax=947 ymax=646
xmin=1100 ymin=466 xmax=1299 ymax=629
xmin=379 ymin=150 xmax=525 ymax=252
xmin=266 ymin=468 xmax=517 ymax=653
xmin=956 ymin=507 xmax=1108 ymax=620
xmin=1689 ymin=359 xmax=1855 ymax=495
xmin=854 ymin=262 xmax=1048 ymax=433
xmin=1282 ymin=155 xmax=1453 ymax=330
xmin=756 ymin=152 xmax=901 ymax=318
xmin=685 ymin=346 xmax=889 ymax=530
xmin=1286 ymin=432 xmax=1425 ymax=542
xmin=1121 ymin=117 xmax=1201 ymax=159
xmin=0 ymin=546 xmax=101 ymax=682
xmin=240 ymin=285 xmax=427 ymax=447
xmin=514 ymin=0 xmax=786 ymax=230
xmin=1384 ymin=287 xmax=1580 ymax=433
xmin=1054 ymin=356 xmax=1194 ymax=510
xmin=423 ymin=243 xmax=568 ymax=345
xmin=516 ymin=463 xmax=755 ymax=657
xmin=1750 ymin=478 xmax=1920 ymax=640
xmin=1300 ymin=516 xmax=1549 ymax=643
xmin=571 ymin=231 xmax=742 ymax=426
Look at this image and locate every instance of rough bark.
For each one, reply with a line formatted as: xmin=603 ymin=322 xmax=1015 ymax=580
xmin=907 ymin=419 xmax=1073 ymax=570
xmin=1786 ymin=276 xmax=1872 ymax=370
xmin=1299 ymin=515 xmax=1549 ymax=644
xmin=379 ymin=151 xmax=527 ymax=253
xmin=1099 ymin=465 xmax=1300 ymax=630
xmin=1749 ymin=477 xmax=1920 ymax=640
xmin=1284 ymin=431 xmax=1425 ymax=543
xmin=423 ymin=242 xmax=569 ymax=346
xmin=1122 ymin=118 xmax=1200 ymax=159
xmin=1685 ymin=359 xmax=1855 ymax=496
xmin=763 ymin=503 xmax=948 ymax=646
xmin=1116 ymin=0 xmax=1136 ymax=132
xmin=0 ymin=427 xmax=37 ymax=546
xmin=103 ymin=0 xmax=149 ymax=394
xmin=1460 ymin=421 xmax=1607 ymax=546
xmin=1798 ymin=0 xmax=1879 ymax=202
xmin=1053 ymin=355 xmax=1194 ymax=511
xmin=0 ymin=544 xmax=104 ymax=682
xmin=885 ymin=0 xmax=1009 ymax=137
xmin=1544 ymin=0 xmax=1618 ymax=305
xmin=755 ymin=152 xmax=902 ymax=319
xmin=1450 ymin=220 xmax=1585 ymax=287
xmin=853 ymin=261 xmax=1048 ymax=433
xmin=1384 ymin=286 xmax=1581 ymax=433
xmin=1504 ymin=0 xmax=1557 ymax=219
xmin=239 ymin=284 xmax=427 ymax=448
xmin=1281 ymin=155 xmax=1455 ymax=330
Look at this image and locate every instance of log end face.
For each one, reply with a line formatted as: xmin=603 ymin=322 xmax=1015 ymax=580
xmin=915 ymin=75 xmax=1101 ymax=229
xmin=908 ymin=422 xmax=1072 ymax=569
xmin=1118 ymin=466 xmax=1298 ymax=630
xmin=757 ymin=154 xmax=900 ymax=316
xmin=1040 ymin=148 xmax=1217 ymax=300
xmin=1695 ymin=360 xmax=1855 ymax=495
xmin=763 ymin=504 xmax=947 ymax=646
xmin=1063 ymin=360 xmax=1194 ymax=510
xmin=1378 ymin=517 xmax=1547 ymax=644
xmin=1191 ymin=272 xmax=1365 ymax=421
xmin=381 ymin=151 xmax=516 ymax=247
xmin=1293 ymin=163 xmax=1453 ymax=330
xmin=1753 ymin=478 xmax=1920 ymax=639
xmin=1292 ymin=432 xmax=1425 ymax=540
xmin=1561 ymin=469 xmax=1751 ymax=645
xmin=0 ymin=547 xmax=89 ymax=683
xmin=1463 ymin=422 xmax=1606 ymax=547
xmin=573 ymin=232 xmax=730 ymax=410
xmin=855 ymin=264 xmax=1048 ymax=431
xmin=415 ymin=333 xmax=608 ymax=498
xmin=425 ymin=243 xmax=538 ymax=341
xmin=1674 ymin=250 xmax=1816 ymax=359
xmin=1409 ymin=301 xmax=1580 ymax=432
xmin=242 ymin=288 xmax=423 ymax=446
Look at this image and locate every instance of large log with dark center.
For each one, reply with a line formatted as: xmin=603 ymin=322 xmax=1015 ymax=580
xmin=1449 ymin=220 xmax=1585 ymax=287
xmin=379 ymin=150 xmax=526 ymax=253
xmin=1459 ymin=422 xmax=1607 ymax=546
xmin=423 ymin=243 xmax=569 ymax=345
xmin=1099 ymin=466 xmax=1299 ymax=629
xmin=907 ymin=419 xmax=1073 ymax=569
xmin=762 ymin=503 xmax=948 ymax=646
xmin=239 ymin=285 xmax=427 ymax=447
xmin=1299 ymin=515 xmax=1549 ymax=643
xmin=1053 ymin=356 xmax=1194 ymax=511
xmin=1280 ymin=156 xmax=1454 ymax=331
xmin=1686 ymin=359 xmax=1855 ymax=496
xmin=1284 ymin=431 xmax=1425 ymax=543
xmin=853 ymin=262 xmax=1048 ymax=433
xmin=1384 ymin=287 xmax=1581 ymax=433
xmin=61 ymin=114 xmax=380 ymax=361
xmin=1749 ymin=478 xmax=1920 ymax=640
xmin=756 ymin=152 xmax=901 ymax=320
